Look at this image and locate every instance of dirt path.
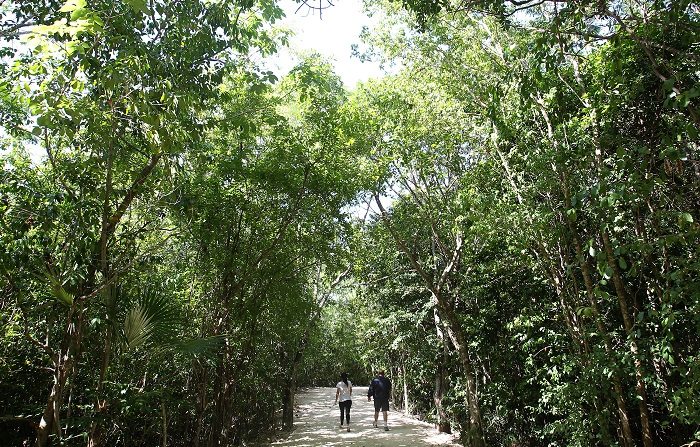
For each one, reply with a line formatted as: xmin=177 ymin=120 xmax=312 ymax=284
xmin=270 ymin=387 xmax=461 ymax=447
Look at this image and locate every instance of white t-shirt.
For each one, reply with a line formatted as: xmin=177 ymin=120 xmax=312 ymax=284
xmin=336 ymin=380 xmax=352 ymax=402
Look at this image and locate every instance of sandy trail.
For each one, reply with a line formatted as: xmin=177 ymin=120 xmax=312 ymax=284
xmin=270 ymin=387 xmax=461 ymax=447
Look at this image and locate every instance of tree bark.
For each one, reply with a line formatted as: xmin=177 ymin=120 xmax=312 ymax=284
xmin=569 ymin=229 xmax=635 ymax=447
xmin=434 ymin=344 xmax=451 ymax=434
xmin=193 ymin=362 xmax=208 ymax=447
xmin=161 ymin=401 xmax=168 ymax=447
xmin=281 ymin=382 xmax=296 ymax=430
xmin=437 ymin=300 xmax=483 ymax=446
xmin=601 ymin=230 xmax=654 ymax=447
xmin=36 ymin=304 xmax=84 ymax=447
xmin=402 ymin=360 xmax=410 ymax=417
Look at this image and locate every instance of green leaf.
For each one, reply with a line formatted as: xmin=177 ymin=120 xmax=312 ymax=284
xmin=688 ymin=123 xmax=699 ymax=140
xmin=576 ymin=307 xmax=593 ymax=318
xmin=123 ymin=290 xmax=179 ymax=351
xmin=124 ymin=304 xmax=153 ymax=349
xmin=604 ymin=266 xmax=613 ymax=279
xmin=678 ymin=212 xmax=694 ymax=225
xmin=125 ymin=0 xmax=148 ymax=14
xmin=618 ymin=257 xmax=627 ymax=270
xmin=36 ymin=114 xmax=51 ymax=127
xmin=52 ymin=284 xmax=74 ymax=306
xmin=44 ymin=272 xmax=73 ymax=306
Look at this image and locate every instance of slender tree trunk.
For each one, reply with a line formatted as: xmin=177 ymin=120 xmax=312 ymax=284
xmin=161 ymin=401 xmax=168 ymax=447
xmin=208 ymin=302 xmax=230 ymax=447
xmin=87 ymin=153 xmax=115 ymax=447
xmin=282 ymin=343 xmax=298 ymax=431
xmin=401 ymin=358 xmax=410 ymax=417
xmin=87 ymin=286 xmax=115 ymax=447
xmin=548 ymin=260 xmax=585 ymax=353
xmin=436 ymin=298 xmax=483 ymax=447
xmin=557 ymin=173 xmax=636 ymax=447
xmin=587 ymin=90 xmax=653 ymax=444
xmin=569 ymin=229 xmax=635 ymax=447
xmin=36 ymin=373 xmax=62 ymax=447
xmin=36 ymin=305 xmax=84 ymax=447
xmin=209 ymin=334 xmax=229 ymax=447
xmin=601 ymin=230 xmax=654 ymax=447
xmin=431 ymin=307 xmax=451 ymax=433
xmin=281 ymin=383 xmax=296 ymax=430
xmin=193 ymin=363 xmax=208 ymax=447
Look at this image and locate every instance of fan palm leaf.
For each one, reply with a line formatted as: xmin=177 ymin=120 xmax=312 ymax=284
xmin=123 ymin=288 xmax=226 ymax=360
xmin=123 ymin=289 xmax=179 ymax=351
xmin=124 ymin=304 xmax=153 ymax=349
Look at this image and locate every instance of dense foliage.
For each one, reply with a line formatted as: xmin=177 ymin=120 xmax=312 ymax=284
xmin=1 ymin=0 xmax=698 ymax=446
xmin=344 ymin=1 xmax=700 ymax=446
xmin=0 ymin=1 xmax=365 ymax=445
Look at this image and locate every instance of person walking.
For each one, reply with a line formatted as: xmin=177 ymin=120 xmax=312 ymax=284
xmin=367 ymin=370 xmax=392 ymax=431
xmin=334 ymin=372 xmax=353 ymax=432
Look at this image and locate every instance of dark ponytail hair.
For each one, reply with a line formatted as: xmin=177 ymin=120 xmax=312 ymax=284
xmin=341 ymin=372 xmax=348 ymax=387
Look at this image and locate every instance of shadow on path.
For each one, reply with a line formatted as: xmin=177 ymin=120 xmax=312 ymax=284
xmin=268 ymin=387 xmax=461 ymax=447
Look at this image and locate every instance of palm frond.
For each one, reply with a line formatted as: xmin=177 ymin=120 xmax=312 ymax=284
xmin=122 ymin=288 xmax=228 ymax=360
xmin=123 ymin=288 xmax=180 ymax=351
xmin=38 ymin=270 xmax=73 ymax=306
xmin=124 ymin=304 xmax=153 ymax=349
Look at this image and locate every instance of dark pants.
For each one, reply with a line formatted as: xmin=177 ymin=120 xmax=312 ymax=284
xmin=339 ymin=400 xmax=352 ymax=425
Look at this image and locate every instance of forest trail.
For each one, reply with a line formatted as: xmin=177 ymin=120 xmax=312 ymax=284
xmin=269 ymin=387 xmax=461 ymax=447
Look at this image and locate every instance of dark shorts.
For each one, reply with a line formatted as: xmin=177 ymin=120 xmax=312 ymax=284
xmin=373 ymin=398 xmax=389 ymax=412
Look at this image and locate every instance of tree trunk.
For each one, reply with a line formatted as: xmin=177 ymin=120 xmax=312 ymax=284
xmin=558 ymin=174 xmax=636 ymax=447
xmin=208 ymin=341 xmax=229 ymax=447
xmin=437 ymin=298 xmax=483 ymax=447
xmin=36 ymin=376 xmax=61 ymax=447
xmin=402 ymin=360 xmax=410 ymax=417
xmin=193 ymin=363 xmax=208 ymax=447
xmin=36 ymin=305 xmax=84 ymax=447
xmin=87 ymin=286 xmax=116 ymax=447
xmin=569 ymin=230 xmax=635 ymax=447
xmin=161 ymin=401 xmax=168 ymax=447
xmin=434 ymin=346 xmax=451 ymax=434
xmin=601 ymin=230 xmax=654 ymax=447
xmin=282 ymin=380 xmax=296 ymax=430
xmin=431 ymin=307 xmax=451 ymax=433
xmin=373 ymin=194 xmax=483 ymax=446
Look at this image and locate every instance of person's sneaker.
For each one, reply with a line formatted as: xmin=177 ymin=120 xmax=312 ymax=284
xmin=384 ymin=426 xmax=389 ymax=431
xmin=373 ymin=423 xmax=377 ymax=428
